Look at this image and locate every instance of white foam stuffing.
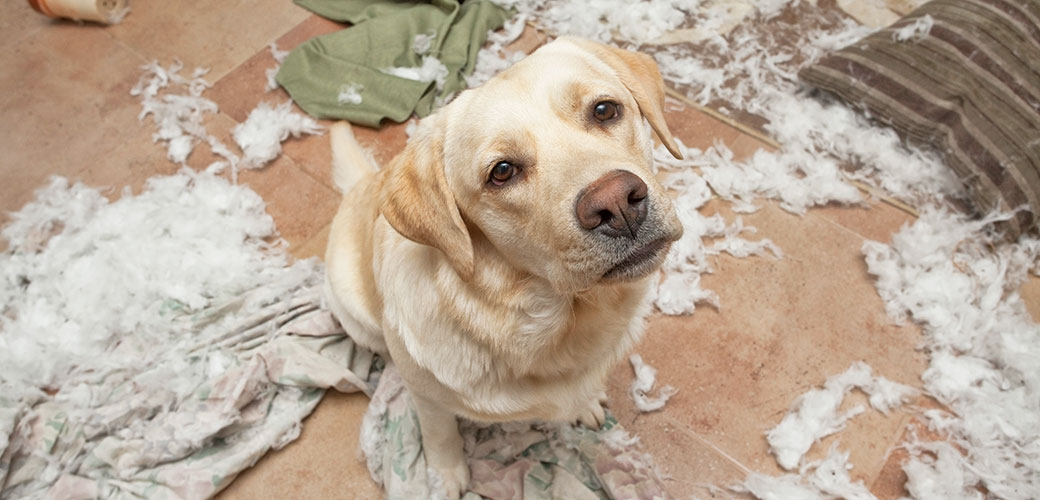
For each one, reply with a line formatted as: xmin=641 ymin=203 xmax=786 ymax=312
xmin=739 ymin=448 xmax=875 ymax=500
xmin=893 ymin=14 xmax=934 ymax=43
xmin=651 ymin=140 xmax=782 ymax=315
xmin=132 ymin=61 xmax=234 ymax=167
xmin=265 ymin=42 xmax=290 ymax=92
xmin=382 ymin=56 xmax=450 ymax=92
xmin=766 ymin=362 xmax=916 ymax=470
xmin=232 ymin=101 xmax=324 ymax=169
xmin=412 ymin=31 xmax=437 ymax=55
xmin=0 ymin=171 xmax=293 ymax=393
xmin=628 ymin=354 xmax=678 ymax=412
xmin=338 ymin=83 xmax=365 ymax=105
xmin=863 ymin=208 xmax=1040 ymax=499
xmin=466 ymin=13 xmax=529 ymax=88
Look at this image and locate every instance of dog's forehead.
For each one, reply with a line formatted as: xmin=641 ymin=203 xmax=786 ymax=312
xmin=502 ymin=39 xmax=618 ymax=94
xmin=444 ymin=40 xmax=626 ymax=141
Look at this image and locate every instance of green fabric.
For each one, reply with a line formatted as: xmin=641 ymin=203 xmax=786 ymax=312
xmin=279 ymin=0 xmax=511 ymax=127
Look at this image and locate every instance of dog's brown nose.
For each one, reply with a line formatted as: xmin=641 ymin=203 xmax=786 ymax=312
xmin=575 ymin=170 xmax=648 ymax=239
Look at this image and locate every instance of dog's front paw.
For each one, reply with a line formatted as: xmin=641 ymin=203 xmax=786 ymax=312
xmin=576 ymin=394 xmax=607 ymax=429
xmin=429 ymin=460 xmax=470 ymax=500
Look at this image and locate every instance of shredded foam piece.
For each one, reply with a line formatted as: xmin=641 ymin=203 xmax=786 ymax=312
xmin=467 ymin=13 xmax=529 ymax=88
xmin=232 ymin=101 xmax=324 ymax=169
xmin=494 ymin=0 xmax=786 ymax=45
xmin=766 ymin=362 xmax=916 ymax=470
xmin=338 ymin=83 xmax=364 ymax=105
xmin=892 ymin=14 xmax=934 ymax=42
xmin=132 ymin=61 xmax=237 ymax=167
xmin=0 ymin=172 xmax=281 ymax=389
xmin=739 ymin=448 xmax=875 ymax=500
xmin=651 ymin=140 xmax=781 ymax=315
xmin=628 ymin=354 xmax=678 ymax=412
xmin=863 ymin=208 xmax=1040 ymax=499
xmin=412 ymin=31 xmax=437 ymax=55
xmin=381 ymin=56 xmax=450 ymax=92
xmin=265 ymin=42 xmax=290 ymax=92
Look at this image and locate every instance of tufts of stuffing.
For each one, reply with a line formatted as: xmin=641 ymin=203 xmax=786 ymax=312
xmin=651 ymin=140 xmax=782 ymax=315
xmin=739 ymin=448 xmax=874 ymax=500
xmin=232 ymin=101 xmax=324 ymax=169
xmin=338 ymin=83 xmax=365 ymax=105
xmin=265 ymin=42 xmax=290 ymax=92
xmin=628 ymin=354 xmax=677 ymax=412
xmin=412 ymin=31 xmax=437 ymax=55
xmin=766 ymin=362 xmax=916 ymax=470
xmin=382 ymin=56 xmax=450 ymax=93
xmin=863 ymin=208 xmax=1040 ymax=499
xmin=0 ymin=170 xmax=289 ymax=392
xmin=131 ymin=61 xmax=234 ymax=167
xmin=892 ymin=15 xmax=934 ymax=43
xmin=466 ymin=13 xmax=529 ymax=88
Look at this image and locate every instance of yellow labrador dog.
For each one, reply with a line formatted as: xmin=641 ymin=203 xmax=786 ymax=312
xmin=325 ymin=37 xmax=683 ymax=497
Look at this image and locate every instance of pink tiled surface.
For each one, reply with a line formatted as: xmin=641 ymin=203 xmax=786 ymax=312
xmin=3 ymin=4 xmax=1037 ymax=500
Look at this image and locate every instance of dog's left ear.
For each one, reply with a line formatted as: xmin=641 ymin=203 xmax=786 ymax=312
xmin=568 ymin=38 xmax=683 ymax=160
xmin=379 ymin=119 xmax=475 ymax=281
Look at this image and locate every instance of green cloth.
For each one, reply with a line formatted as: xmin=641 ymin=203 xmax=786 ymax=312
xmin=279 ymin=0 xmax=511 ymax=127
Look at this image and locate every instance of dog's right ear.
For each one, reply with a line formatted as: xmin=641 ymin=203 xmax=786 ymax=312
xmin=379 ymin=120 xmax=475 ymax=281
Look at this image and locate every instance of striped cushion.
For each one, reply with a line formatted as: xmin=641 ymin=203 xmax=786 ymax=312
xmin=800 ymin=0 xmax=1040 ymax=236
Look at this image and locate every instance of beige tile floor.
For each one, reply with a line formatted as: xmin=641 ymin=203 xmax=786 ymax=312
xmin=3 ymin=3 xmax=1038 ymax=500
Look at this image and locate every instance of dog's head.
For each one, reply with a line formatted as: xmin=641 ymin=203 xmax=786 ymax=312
xmin=380 ymin=37 xmax=684 ymax=292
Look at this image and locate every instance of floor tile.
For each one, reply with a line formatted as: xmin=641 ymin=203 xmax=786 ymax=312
xmin=613 ymin=201 xmax=926 ymax=484
xmin=105 ymin=0 xmax=311 ymax=83
xmin=1020 ymin=274 xmax=1040 ymax=323
xmin=868 ymin=410 xmax=948 ymax=499
xmin=814 ymin=199 xmax=915 ymax=245
xmin=0 ymin=23 xmax=144 ymax=225
xmin=237 ymin=154 xmax=340 ymax=250
xmin=70 ymin=128 xmax=178 ymax=199
xmin=665 ymin=105 xmax=744 ymax=153
xmin=292 ymin=222 xmax=331 ymax=262
xmin=206 ymin=14 xmax=345 ymax=126
xmin=1 ymin=1 xmax=51 ymax=46
xmin=609 ymin=410 xmax=754 ymax=499
xmin=216 ymin=391 xmax=381 ymax=500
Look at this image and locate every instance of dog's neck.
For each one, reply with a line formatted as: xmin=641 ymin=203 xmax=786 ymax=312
xmin=440 ymin=231 xmax=651 ymax=379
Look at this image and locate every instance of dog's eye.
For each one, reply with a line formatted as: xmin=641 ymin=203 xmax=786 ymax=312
xmin=592 ymin=101 xmax=619 ymax=122
xmin=489 ymin=161 xmax=517 ymax=186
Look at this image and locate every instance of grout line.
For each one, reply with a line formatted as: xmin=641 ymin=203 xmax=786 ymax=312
xmin=659 ymin=413 xmax=756 ymax=477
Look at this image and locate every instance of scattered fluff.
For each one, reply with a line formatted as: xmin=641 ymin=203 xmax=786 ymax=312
xmin=651 ymin=140 xmax=782 ymax=315
xmin=766 ymin=362 xmax=916 ymax=470
xmin=338 ymin=83 xmax=365 ymax=105
xmin=739 ymin=448 xmax=875 ymax=500
xmin=232 ymin=101 xmax=324 ymax=169
xmin=493 ymin=0 xmax=793 ymax=45
xmin=382 ymin=56 xmax=450 ymax=92
xmin=266 ymin=42 xmax=290 ymax=92
xmin=466 ymin=13 xmax=529 ymax=88
xmin=412 ymin=31 xmax=437 ymax=55
xmin=863 ymin=208 xmax=1040 ymax=499
xmin=628 ymin=354 xmax=677 ymax=412
xmin=893 ymin=14 xmax=934 ymax=43
xmin=131 ymin=61 xmax=235 ymax=166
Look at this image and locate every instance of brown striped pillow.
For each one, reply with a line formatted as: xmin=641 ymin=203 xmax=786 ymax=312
xmin=800 ymin=0 xmax=1040 ymax=236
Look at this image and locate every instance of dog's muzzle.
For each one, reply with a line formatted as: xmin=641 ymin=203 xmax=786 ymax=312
xmin=575 ymin=169 xmax=677 ymax=281
xmin=574 ymin=170 xmax=648 ymax=239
